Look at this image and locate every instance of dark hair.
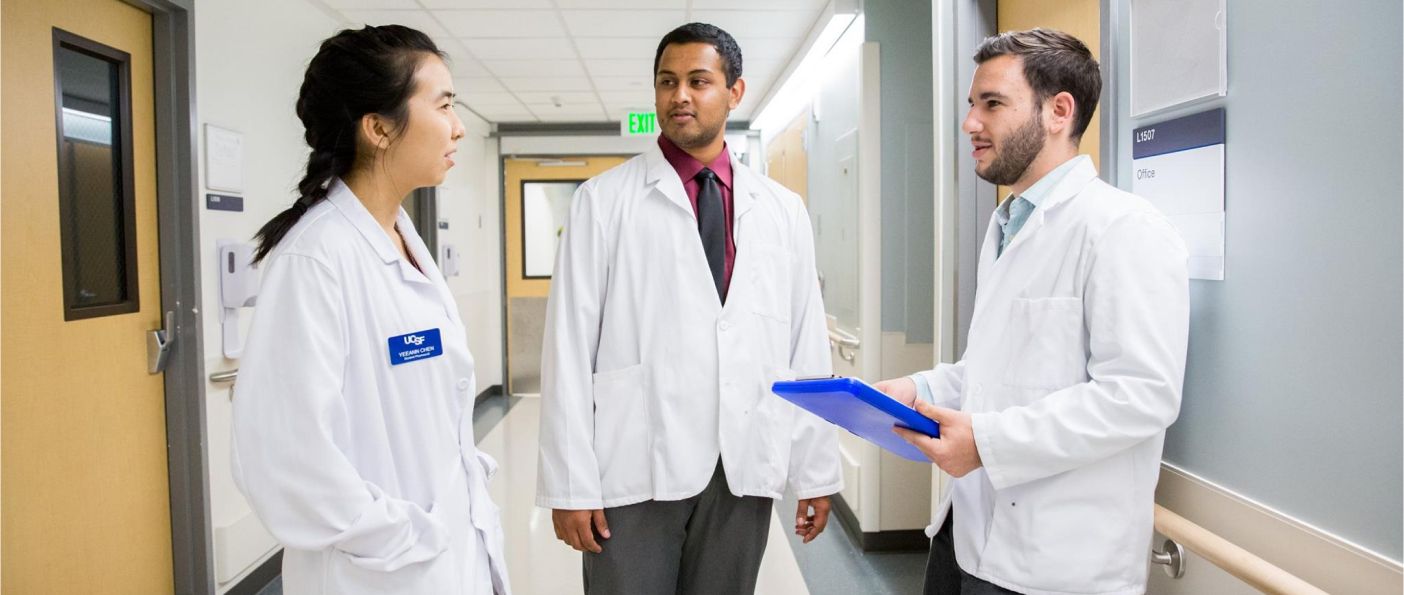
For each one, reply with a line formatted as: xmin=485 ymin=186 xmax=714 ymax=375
xmin=974 ymin=28 xmax=1101 ymax=141
xmin=653 ymin=22 xmax=743 ymax=88
xmin=252 ymin=25 xmax=444 ymax=263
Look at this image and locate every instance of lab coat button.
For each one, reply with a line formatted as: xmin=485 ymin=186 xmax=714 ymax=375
xmin=719 ymin=321 xmax=732 ymax=331
xmin=974 ymin=384 xmax=984 ymax=395
xmin=456 ymin=378 xmax=470 ymax=391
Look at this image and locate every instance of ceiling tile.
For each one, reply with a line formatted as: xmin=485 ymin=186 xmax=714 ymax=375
xmin=483 ymin=59 xmax=586 ymax=78
xmin=575 ymin=37 xmax=659 ymax=60
xmin=322 ymin=0 xmax=421 ymax=10
xmin=474 ymin=105 xmax=539 ymax=122
xmin=589 ymin=76 xmax=652 ymax=92
xmin=731 ymin=37 xmax=800 ymax=62
xmin=459 ymin=91 xmax=524 ymax=106
xmin=584 ymin=59 xmax=653 ymax=78
xmin=513 ymin=91 xmax=600 ymax=105
xmin=454 ymin=77 xmax=507 ymax=94
xmin=528 ymin=104 xmax=607 ymax=116
xmin=700 ymin=0 xmax=825 ymax=9
xmin=554 ymin=0 xmax=686 ymax=8
xmin=597 ymin=90 xmax=654 ymax=104
xmin=420 ymin=0 xmax=552 ymax=7
xmin=740 ymin=59 xmax=784 ymax=82
xmin=604 ymin=104 xmax=653 ymax=117
xmin=339 ymin=10 xmax=450 ymax=38
xmin=561 ymin=10 xmax=685 ymax=38
xmin=500 ymin=77 xmax=595 ymax=92
xmin=462 ymin=37 xmax=577 ymax=60
xmin=434 ymin=10 xmax=565 ymax=38
xmin=440 ymin=50 xmax=493 ymax=77
xmin=535 ymin=113 xmax=611 ymax=123
xmin=690 ymin=10 xmax=818 ymax=39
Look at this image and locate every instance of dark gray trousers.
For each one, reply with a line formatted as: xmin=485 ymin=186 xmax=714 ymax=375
xmin=582 ymin=462 xmax=773 ymax=595
xmin=924 ymin=514 xmax=1024 ymax=595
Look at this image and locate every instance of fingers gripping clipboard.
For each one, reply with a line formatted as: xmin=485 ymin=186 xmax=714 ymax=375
xmin=771 ymin=377 xmax=940 ymax=463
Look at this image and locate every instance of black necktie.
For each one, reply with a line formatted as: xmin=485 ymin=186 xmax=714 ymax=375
xmin=695 ymin=168 xmax=726 ymax=300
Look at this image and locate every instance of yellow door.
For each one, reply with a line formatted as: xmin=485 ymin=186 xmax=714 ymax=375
xmin=503 ymin=156 xmax=629 ymax=395
xmin=2 ymin=0 xmax=173 ymax=592
xmin=765 ymin=109 xmax=810 ymax=202
xmin=995 ymin=0 xmax=1101 ymax=201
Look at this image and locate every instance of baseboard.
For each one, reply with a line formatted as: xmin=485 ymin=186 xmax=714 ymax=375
xmin=475 ymin=384 xmax=503 ymax=406
xmin=225 ymin=550 xmax=281 ymax=595
xmin=831 ymin=493 xmax=930 ymax=552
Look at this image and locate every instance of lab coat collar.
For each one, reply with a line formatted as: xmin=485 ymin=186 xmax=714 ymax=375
xmin=326 ymin=179 xmax=433 ymax=285
xmin=996 ymin=155 xmax=1098 ymax=258
xmin=644 ymin=141 xmax=758 ymax=222
xmin=644 ymin=143 xmax=695 ymax=218
xmin=729 ymin=152 xmax=757 ymax=222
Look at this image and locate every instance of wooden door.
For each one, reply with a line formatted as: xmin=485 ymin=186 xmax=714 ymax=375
xmin=1 ymin=0 xmax=173 ymax=591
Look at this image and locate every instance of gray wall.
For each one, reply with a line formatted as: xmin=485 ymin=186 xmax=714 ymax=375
xmin=867 ymin=0 xmax=936 ymax=343
xmin=1109 ymin=0 xmax=1403 ymax=560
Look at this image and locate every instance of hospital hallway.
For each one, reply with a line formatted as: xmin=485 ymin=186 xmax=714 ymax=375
xmin=256 ymin=395 xmax=928 ymax=595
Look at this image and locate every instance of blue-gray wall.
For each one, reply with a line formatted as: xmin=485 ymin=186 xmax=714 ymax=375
xmin=1110 ymin=0 xmax=1403 ymax=560
xmin=867 ymin=0 xmax=936 ymax=343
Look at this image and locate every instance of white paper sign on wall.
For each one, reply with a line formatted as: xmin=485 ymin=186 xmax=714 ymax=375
xmin=1132 ymin=108 xmax=1226 ymax=281
xmin=205 ymin=124 xmax=244 ymax=193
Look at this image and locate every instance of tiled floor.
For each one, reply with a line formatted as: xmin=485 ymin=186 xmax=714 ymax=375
xmin=254 ymin=393 xmax=926 ymax=594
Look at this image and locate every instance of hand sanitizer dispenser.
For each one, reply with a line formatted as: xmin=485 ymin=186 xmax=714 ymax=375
xmin=218 ymin=240 xmax=259 ymax=358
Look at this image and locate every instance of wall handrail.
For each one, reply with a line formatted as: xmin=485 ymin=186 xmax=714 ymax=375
xmin=1154 ymin=504 xmax=1329 ymax=595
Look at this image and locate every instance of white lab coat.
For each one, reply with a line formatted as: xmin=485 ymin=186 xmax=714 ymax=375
xmin=232 ymin=180 xmax=509 ymax=595
xmin=536 ymin=144 xmax=842 ymax=510
xmin=915 ymin=157 xmax=1189 ymax=595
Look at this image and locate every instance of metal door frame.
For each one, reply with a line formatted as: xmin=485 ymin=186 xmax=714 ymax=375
xmin=118 ymin=0 xmax=212 ymax=592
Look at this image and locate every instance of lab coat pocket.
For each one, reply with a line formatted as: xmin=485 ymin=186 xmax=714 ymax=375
xmin=748 ymin=244 xmax=794 ymax=361
xmin=326 ymin=545 xmax=453 ymax=595
xmin=1004 ymin=297 xmax=1086 ymax=390
xmin=591 ymin=363 xmax=651 ymax=497
xmin=989 ymin=456 xmax=1136 ymax=591
xmin=754 ymin=365 xmax=797 ymax=485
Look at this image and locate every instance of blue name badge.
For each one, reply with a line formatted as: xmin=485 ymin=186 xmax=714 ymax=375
xmin=387 ymin=328 xmax=443 ymax=366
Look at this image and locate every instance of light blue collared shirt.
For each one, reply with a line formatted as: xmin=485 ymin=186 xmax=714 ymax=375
xmin=994 ymin=155 xmax=1085 ymax=258
xmin=910 ymin=155 xmax=1089 ymax=403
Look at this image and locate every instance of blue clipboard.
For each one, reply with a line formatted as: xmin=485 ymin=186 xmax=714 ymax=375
xmin=772 ymin=377 xmax=939 ymax=463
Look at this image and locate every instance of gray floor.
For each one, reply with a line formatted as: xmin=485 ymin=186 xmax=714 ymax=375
xmin=252 ymin=394 xmax=928 ymax=595
xmin=775 ymin=494 xmax=929 ymax=595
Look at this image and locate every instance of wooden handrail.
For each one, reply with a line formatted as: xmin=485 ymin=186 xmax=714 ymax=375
xmin=1154 ymin=504 xmax=1329 ymax=594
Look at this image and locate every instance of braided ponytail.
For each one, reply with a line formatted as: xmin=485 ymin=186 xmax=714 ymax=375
xmin=252 ymin=24 xmax=444 ymax=263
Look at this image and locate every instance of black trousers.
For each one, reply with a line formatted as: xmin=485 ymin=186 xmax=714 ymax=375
xmin=923 ymin=514 xmax=1024 ymax=595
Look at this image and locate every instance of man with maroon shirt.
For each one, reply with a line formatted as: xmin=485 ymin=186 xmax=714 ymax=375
xmin=536 ymin=22 xmax=842 ymax=595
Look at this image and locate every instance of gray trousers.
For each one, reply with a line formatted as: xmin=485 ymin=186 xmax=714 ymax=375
xmin=582 ymin=462 xmax=773 ymax=595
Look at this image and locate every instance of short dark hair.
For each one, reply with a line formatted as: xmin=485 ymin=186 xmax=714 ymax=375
xmin=654 ymin=22 xmax=743 ymax=88
xmin=974 ymin=28 xmax=1101 ymax=141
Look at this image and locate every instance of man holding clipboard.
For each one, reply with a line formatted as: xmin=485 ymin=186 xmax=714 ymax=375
xmin=876 ymin=29 xmax=1190 ymax=595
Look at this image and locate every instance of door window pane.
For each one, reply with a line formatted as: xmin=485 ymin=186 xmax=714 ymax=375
xmin=521 ymin=181 xmax=581 ymax=279
xmin=53 ymin=29 xmax=138 ymax=320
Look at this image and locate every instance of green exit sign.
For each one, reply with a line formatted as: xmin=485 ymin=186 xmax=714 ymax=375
xmin=620 ymin=111 xmax=658 ymax=136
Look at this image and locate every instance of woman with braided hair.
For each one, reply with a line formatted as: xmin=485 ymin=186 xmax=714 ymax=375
xmin=231 ymin=25 xmax=509 ymax=594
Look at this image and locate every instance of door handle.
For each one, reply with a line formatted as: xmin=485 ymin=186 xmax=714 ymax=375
xmin=147 ymin=310 xmax=175 ymax=374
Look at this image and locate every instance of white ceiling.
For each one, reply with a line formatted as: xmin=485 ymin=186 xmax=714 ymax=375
xmin=310 ymin=0 xmax=828 ymax=124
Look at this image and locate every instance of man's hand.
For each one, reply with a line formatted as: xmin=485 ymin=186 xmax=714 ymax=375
xmin=794 ymin=496 xmax=832 ymax=544
xmin=552 ymin=508 xmax=611 ymax=553
xmin=893 ymin=399 xmax=983 ymax=477
xmin=873 ymin=376 xmax=919 ymax=408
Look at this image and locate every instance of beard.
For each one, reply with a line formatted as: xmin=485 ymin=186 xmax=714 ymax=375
xmin=976 ymin=111 xmax=1046 ymax=186
xmin=663 ymin=113 xmax=726 ymax=152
